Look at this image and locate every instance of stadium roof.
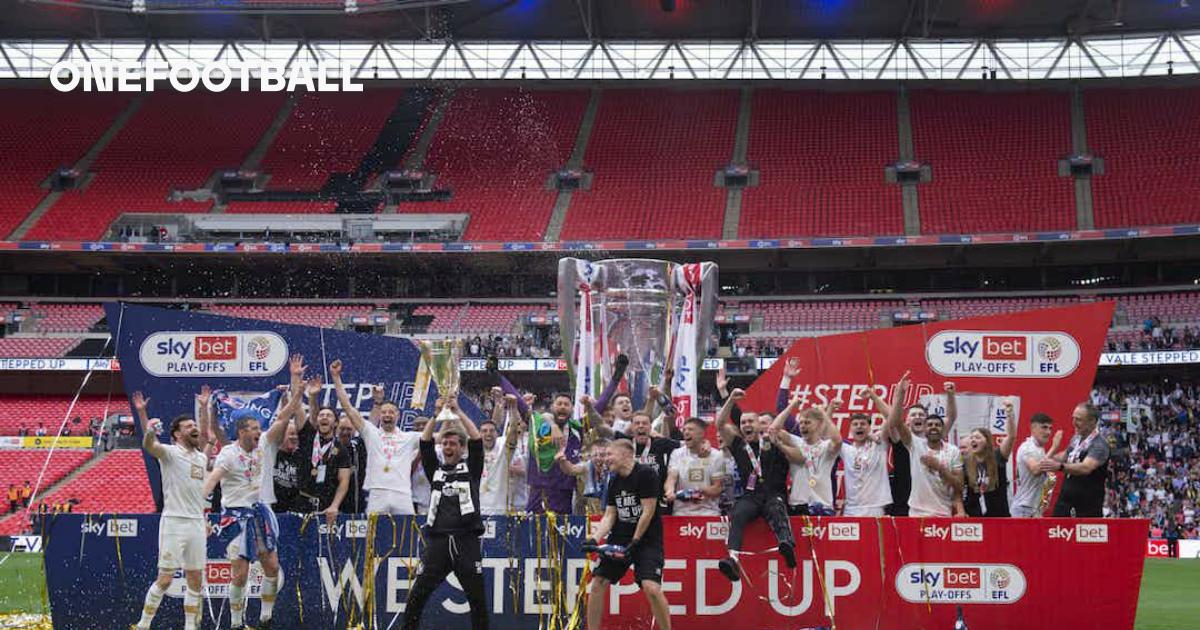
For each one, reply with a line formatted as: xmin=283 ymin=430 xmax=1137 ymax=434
xmin=6 ymin=0 xmax=1200 ymax=42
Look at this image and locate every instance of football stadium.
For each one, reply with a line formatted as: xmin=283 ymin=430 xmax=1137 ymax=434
xmin=0 ymin=0 xmax=1199 ymax=629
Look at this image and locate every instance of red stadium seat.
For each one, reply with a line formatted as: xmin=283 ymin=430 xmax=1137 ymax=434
xmin=561 ymin=90 xmax=737 ymax=240
xmin=740 ymin=90 xmax=904 ymax=238
xmin=399 ymin=89 xmax=589 ymax=241
xmin=910 ymin=90 xmax=1075 ymax=234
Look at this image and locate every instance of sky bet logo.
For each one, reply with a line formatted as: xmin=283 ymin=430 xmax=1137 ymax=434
xmin=156 ymin=335 xmax=238 ymax=361
xmin=139 ymin=331 xmax=287 ymax=378
xmin=926 ymin=330 xmax=1080 ymax=379
xmin=80 ymin=519 xmax=138 ymax=538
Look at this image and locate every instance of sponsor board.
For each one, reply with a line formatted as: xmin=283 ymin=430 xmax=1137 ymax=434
xmin=895 ymin=563 xmax=1026 ymax=604
xmin=1048 ymin=523 xmax=1109 ymax=543
xmin=926 ymin=330 xmax=1081 ymax=378
xmin=45 ymin=515 xmax=1149 ymax=630
xmin=79 ymin=518 xmax=138 ymax=538
xmin=318 ymin=519 xmax=369 ymax=539
xmin=166 ymin=560 xmax=267 ymax=599
xmin=138 ymin=331 xmax=288 ymax=377
xmin=21 ymin=436 xmax=93 ymax=449
xmin=5 ymin=536 xmax=43 ymax=553
xmin=1146 ymin=539 xmax=1173 ymax=558
xmin=921 ymin=522 xmax=984 ymax=542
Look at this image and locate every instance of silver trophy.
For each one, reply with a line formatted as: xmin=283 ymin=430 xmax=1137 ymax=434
xmin=558 ymin=258 xmax=718 ymax=418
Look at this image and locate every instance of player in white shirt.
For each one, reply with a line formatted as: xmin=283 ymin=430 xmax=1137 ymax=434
xmin=776 ymin=403 xmax=841 ymax=515
xmin=202 ymin=355 xmax=303 ymax=630
xmin=330 ymin=358 xmax=422 ymax=515
xmin=839 ymin=410 xmax=894 ymax=517
xmin=886 ymin=372 xmax=964 ymax=517
xmin=664 ymin=418 xmax=726 ymax=516
xmin=480 ymin=389 xmax=523 ymax=515
xmin=130 ymin=387 xmax=210 ymax=630
xmin=1011 ymin=411 xmax=1063 ymax=517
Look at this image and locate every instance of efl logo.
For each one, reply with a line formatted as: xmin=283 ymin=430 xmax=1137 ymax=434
xmin=194 ymin=335 xmax=237 ymax=360
xmin=982 ymin=336 xmax=1025 ymax=361
xmin=952 ymin=523 xmax=984 ymax=542
xmin=1076 ymin=524 xmax=1108 ymax=543
xmin=829 ymin=522 xmax=860 ymax=541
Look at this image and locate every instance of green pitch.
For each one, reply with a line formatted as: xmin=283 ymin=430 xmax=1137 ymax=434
xmin=0 ymin=553 xmax=47 ymax=615
xmin=0 ymin=554 xmax=1197 ymax=627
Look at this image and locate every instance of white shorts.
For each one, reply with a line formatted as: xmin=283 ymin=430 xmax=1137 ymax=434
xmin=367 ymin=489 xmax=415 ymax=515
xmin=842 ymin=505 xmax=885 ymax=517
xmin=158 ymin=516 xmax=206 ymax=572
xmin=1010 ymin=505 xmax=1036 ymax=518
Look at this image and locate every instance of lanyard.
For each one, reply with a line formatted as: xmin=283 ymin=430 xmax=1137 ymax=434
xmin=1069 ymin=429 xmax=1100 ymax=464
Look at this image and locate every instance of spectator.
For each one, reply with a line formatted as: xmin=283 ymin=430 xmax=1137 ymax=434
xmin=20 ymin=481 xmax=32 ymax=507
xmin=7 ymin=484 xmax=18 ymax=513
xmin=35 ymin=424 xmax=46 ymax=437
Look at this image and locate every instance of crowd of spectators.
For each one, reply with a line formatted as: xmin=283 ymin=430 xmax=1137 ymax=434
xmin=1108 ymin=318 xmax=1200 ymax=352
xmin=464 ymin=332 xmax=562 ymax=359
xmin=1094 ymin=381 xmax=1200 ymax=539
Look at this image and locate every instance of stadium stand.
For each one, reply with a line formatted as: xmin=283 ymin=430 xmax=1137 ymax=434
xmin=24 ymin=92 xmax=285 ymax=240
xmin=0 ymin=91 xmax=130 ymax=239
xmin=1086 ymin=87 xmax=1200 ymax=229
xmin=739 ymin=90 xmax=904 ymax=238
xmin=30 ymin=449 xmax=155 ymax=514
xmin=561 ymin=89 xmax=737 ymax=240
xmin=205 ymin=304 xmax=361 ymax=328
xmin=412 ymin=305 xmax=466 ymax=334
xmin=404 ymin=89 xmax=589 ymax=241
xmin=909 ymin=90 xmax=1075 ymax=234
xmin=0 ymin=337 xmax=77 ymax=358
xmin=732 ymin=299 xmax=903 ymax=331
xmin=0 ymin=395 xmax=118 ymax=436
xmin=27 ymin=303 xmax=104 ymax=333
xmin=223 ymin=89 xmax=402 ymax=214
xmin=0 ymin=450 xmax=92 ymax=514
xmin=1097 ymin=381 xmax=1200 ymax=538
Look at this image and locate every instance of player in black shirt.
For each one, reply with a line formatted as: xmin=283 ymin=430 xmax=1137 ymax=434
xmin=584 ymin=438 xmax=670 ymax=630
xmin=401 ymin=394 xmax=488 ymax=630
xmin=300 ymin=376 xmax=352 ymax=524
xmin=615 ymin=412 xmax=680 ymax=506
xmin=715 ymin=389 xmax=800 ymax=582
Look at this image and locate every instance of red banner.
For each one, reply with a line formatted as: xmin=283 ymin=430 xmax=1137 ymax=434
xmin=740 ymin=302 xmax=1115 ymax=505
xmin=603 ymin=516 xmax=1148 ymax=630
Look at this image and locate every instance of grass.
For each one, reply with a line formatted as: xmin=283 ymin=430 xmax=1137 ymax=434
xmin=0 ymin=553 xmax=1195 ymax=627
xmin=0 ymin=553 xmax=47 ymax=615
xmin=1135 ymin=558 xmax=1200 ymax=630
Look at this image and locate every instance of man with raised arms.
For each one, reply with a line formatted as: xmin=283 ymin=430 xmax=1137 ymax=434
xmin=129 ymin=386 xmax=211 ymax=630
xmin=201 ymin=354 xmax=304 ymax=630
xmin=330 ymin=359 xmax=422 ymax=515
xmin=886 ymin=372 xmax=964 ymax=518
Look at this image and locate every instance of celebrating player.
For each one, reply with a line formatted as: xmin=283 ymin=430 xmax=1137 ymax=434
xmin=201 ymin=355 xmax=303 ymax=630
xmin=401 ymin=394 xmax=488 ymax=630
xmin=130 ymin=387 xmax=210 ymax=630
xmin=330 ymin=359 xmax=423 ymax=515
xmin=838 ymin=411 xmax=893 ymax=517
xmin=1010 ymin=412 xmax=1063 ymax=517
xmin=664 ymin=417 xmax=725 ymax=516
xmin=715 ymin=389 xmax=797 ymax=582
xmin=886 ymin=372 xmax=964 ymax=518
xmin=584 ymin=438 xmax=671 ymax=630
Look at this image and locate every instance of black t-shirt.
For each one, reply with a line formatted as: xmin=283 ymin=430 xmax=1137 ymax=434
xmin=605 ymin=463 xmax=662 ymax=545
xmin=728 ymin=435 xmax=790 ymax=498
xmin=272 ymin=447 xmax=306 ymax=512
xmin=298 ymin=423 xmax=352 ymax=510
xmin=889 ymin=438 xmax=911 ymax=515
xmin=338 ymin=436 xmax=369 ymax=514
xmin=963 ymin=450 xmax=1010 ymax=518
xmin=422 ymin=438 xmax=485 ymax=535
xmin=617 ymin=433 xmax=680 ymax=497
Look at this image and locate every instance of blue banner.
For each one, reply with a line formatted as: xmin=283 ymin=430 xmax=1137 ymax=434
xmin=103 ymin=303 xmax=482 ymax=511
xmin=44 ymin=513 xmax=588 ymax=630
